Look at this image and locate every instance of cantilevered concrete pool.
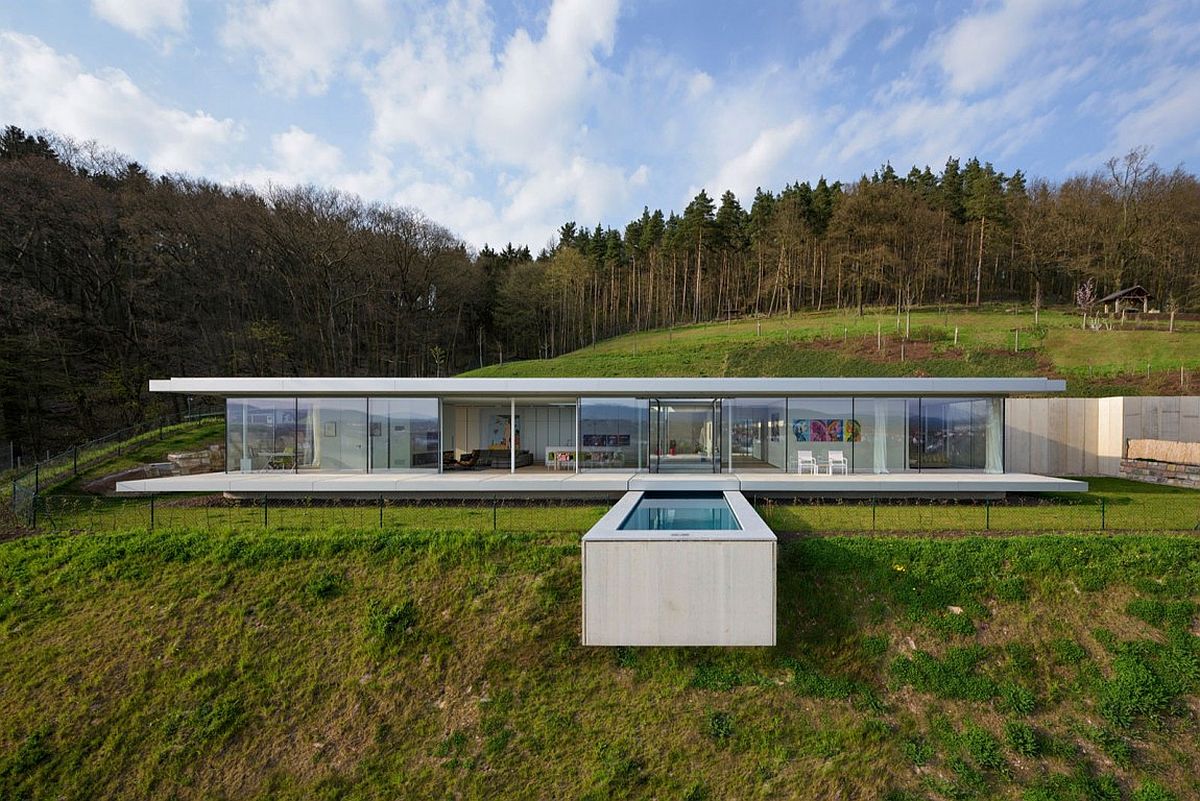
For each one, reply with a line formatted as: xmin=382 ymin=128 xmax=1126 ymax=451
xmin=581 ymin=491 xmax=776 ymax=647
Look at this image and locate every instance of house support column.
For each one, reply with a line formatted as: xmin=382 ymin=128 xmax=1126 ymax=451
xmin=510 ymin=398 xmax=516 ymax=473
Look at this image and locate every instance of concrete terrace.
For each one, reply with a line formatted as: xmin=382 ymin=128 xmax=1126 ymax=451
xmin=117 ymin=471 xmax=1086 ymax=497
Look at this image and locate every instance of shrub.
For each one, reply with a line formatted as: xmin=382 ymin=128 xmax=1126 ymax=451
xmin=1004 ymin=721 xmax=1039 ymax=757
xmin=1099 ymin=651 xmax=1174 ymax=728
xmin=1126 ymin=598 xmax=1196 ymax=630
xmin=691 ymin=661 xmax=747 ymax=691
xmin=890 ymin=646 xmax=996 ymax=701
xmin=999 ymin=682 xmax=1037 ymax=715
xmin=995 ymin=576 xmax=1028 ymax=601
xmin=706 ymin=711 xmax=733 ymax=742
xmin=1133 ymin=780 xmax=1178 ymax=801
xmin=962 ymin=725 xmax=1005 ymax=771
xmin=861 ymin=634 xmax=889 ymax=658
xmin=783 ymin=657 xmax=859 ymax=699
xmin=1051 ymin=637 xmax=1088 ymax=665
xmin=363 ymin=599 xmax=418 ymax=655
xmin=305 ymin=569 xmax=348 ymax=601
xmin=903 ymin=736 xmax=934 ymax=766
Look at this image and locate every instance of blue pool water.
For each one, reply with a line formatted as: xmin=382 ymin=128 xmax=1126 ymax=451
xmin=619 ymin=492 xmax=741 ymax=531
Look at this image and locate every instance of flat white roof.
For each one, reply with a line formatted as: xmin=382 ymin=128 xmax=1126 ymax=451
xmin=148 ymin=376 xmax=1064 ymax=397
xmin=116 ymin=471 xmax=1088 ymax=495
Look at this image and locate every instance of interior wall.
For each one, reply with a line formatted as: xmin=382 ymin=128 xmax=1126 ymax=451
xmin=445 ymin=404 xmax=575 ymax=458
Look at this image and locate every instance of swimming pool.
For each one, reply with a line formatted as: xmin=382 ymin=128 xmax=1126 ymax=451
xmin=618 ymin=491 xmax=741 ymax=531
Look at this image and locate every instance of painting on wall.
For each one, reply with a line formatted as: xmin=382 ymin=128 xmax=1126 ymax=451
xmin=581 ymin=434 xmax=631 ymax=447
xmin=792 ymin=418 xmax=862 ymax=442
xmin=489 ymin=414 xmax=521 ymax=448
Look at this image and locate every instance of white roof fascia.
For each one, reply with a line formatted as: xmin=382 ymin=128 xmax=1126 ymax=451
xmin=147 ymin=376 xmax=1065 ymax=397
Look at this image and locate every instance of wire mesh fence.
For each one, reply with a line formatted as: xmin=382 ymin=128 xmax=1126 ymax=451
xmin=12 ymin=491 xmax=1200 ymax=536
xmin=5 ymin=408 xmax=222 ymax=518
xmin=24 ymin=494 xmax=612 ymax=535
xmin=751 ymin=495 xmax=1200 ymax=534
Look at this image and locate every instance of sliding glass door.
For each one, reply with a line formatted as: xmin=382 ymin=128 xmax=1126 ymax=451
xmin=648 ymin=399 xmax=721 ymax=473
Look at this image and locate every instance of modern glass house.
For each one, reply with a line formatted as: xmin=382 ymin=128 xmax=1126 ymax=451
xmin=116 ymin=377 xmax=1087 ymax=495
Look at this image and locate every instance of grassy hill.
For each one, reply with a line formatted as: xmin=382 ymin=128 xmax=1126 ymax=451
xmin=4 ymin=308 xmax=1200 ymax=800
xmin=2 ymin=527 xmax=1197 ymax=800
xmin=465 ymin=307 xmax=1200 ymax=395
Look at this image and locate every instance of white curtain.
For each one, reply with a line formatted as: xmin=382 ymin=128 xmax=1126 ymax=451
xmin=986 ymin=397 xmax=1003 ymax=473
xmin=873 ymin=401 xmax=889 ymax=474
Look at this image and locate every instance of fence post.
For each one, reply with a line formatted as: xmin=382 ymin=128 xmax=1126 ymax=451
xmin=150 ymin=494 xmax=155 ymax=531
xmin=1100 ymin=497 xmax=1106 ymax=531
xmin=263 ymin=493 xmax=269 ymax=528
xmin=985 ymin=499 xmax=990 ymax=531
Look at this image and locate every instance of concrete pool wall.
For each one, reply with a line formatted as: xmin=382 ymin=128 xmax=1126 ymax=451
xmin=581 ymin=491 xmax=776 ymax=646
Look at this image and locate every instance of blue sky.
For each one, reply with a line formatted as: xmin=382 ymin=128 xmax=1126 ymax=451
xmin=2 ymin=1 xmax=1198 ymax=249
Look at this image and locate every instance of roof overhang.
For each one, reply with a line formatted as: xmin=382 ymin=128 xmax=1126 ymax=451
xmin=148 ymin=376 xmax=1066 ymax=398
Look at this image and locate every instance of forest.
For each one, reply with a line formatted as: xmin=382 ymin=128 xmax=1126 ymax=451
xmin=2 ymin=124 xmax=1199 ymax=457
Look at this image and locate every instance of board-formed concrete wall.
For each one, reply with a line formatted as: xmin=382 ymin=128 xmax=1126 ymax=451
xmin=582 ymin=540 xmax=776 ymax=646
xmin=1005 ymin=396 xmax=1200 ymax=477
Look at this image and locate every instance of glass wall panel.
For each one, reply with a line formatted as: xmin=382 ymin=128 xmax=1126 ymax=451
xmin=787 ymin=398 xmax=855 ymax=472
xmin=725 ymin=398 xmax=786 ymax=471
xmin=516 ymin=402 xmax=577 ymax=470
xmin=852 ymin=398 xmax=912 ymax=473
xmin=296 ymin=397 xmax=368 ymax=472
xmin=368 ymin=398 xmax=439 ymax=471
xmin=912 ymin=397 xmax=992 ymax=471
xmin=579 ymin=398 xmax=647 ymax=470
xmin=226 ymin=398 xmax=297 ymax=471
xmin=649 ymin=400 xmax=719 ymax=472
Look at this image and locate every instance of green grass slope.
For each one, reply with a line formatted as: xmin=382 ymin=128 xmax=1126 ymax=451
xmin=2 ymin=527 xmax=1198 ymax=800
xmin=465 ymin=307 xmax=1200 ymax=395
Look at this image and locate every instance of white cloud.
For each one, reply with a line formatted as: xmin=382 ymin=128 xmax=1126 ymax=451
xmin=357 ymin=0 xmax=639 ymax=245
xmin=705 ymin=119 xmax=810 ymax=199
xmin=92 ymin=0 xmax=187 ymax=38
xmin=0 ymin=31 xmax=240 ymax=174
xmin=1112 ymin=66 xmax=1200 ymax=157
xmin=222 ymin=0 xmax=389 ymax=95
xmin=936 ymin=0 xmax=1061 ymax=95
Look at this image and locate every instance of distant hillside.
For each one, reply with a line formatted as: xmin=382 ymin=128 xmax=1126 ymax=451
xmin=464 ymin=307 xmax=1200 ymax=396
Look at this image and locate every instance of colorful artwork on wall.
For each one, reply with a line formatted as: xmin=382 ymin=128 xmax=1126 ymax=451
xmin=792 ymin=418 xmax=862 ymax=442
xmin=489 ymin=414 xmax=521 ymax=448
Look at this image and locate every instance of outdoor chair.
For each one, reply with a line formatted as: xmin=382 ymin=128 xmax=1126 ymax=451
xmin=828 ymin=450 xmax=849 ymax=475
xmin=797 ymin=450 xmax=818 ymax=475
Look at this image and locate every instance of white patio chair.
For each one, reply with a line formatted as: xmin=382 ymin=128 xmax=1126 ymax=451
xmin=828 ymin=450 xmax=849 ymax=475
xmin=797 ymin=450 xmax=818 ymax=475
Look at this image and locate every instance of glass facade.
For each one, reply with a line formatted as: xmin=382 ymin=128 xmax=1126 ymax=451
xmin=226 ymin=398 xmax=297 ymax=472
xmin=296 ymin=398 xmax=368 ymax=472
xmin=225 ymin=394 xmax=1004 ymax=474
xmin=725 ymin=398 xmax=786 ymax=472
xmin=579 ymin=398 xmax=647 ymax=470
xmin=852 ymin=398 xmax=912 ymax=474
xmin=908 ymin=397 xmax=1003 ymax=472
xmin=786 ymin=397 xmax=855 ymax=472
xmin=369 ymin=398 xmax=440 ymax=470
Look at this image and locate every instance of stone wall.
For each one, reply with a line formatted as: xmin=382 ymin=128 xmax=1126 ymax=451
xmin=1119 ymin=457 xmax=1200 ymax=489
xmin=1126 ymin=438 xmax=1200 ymax=466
